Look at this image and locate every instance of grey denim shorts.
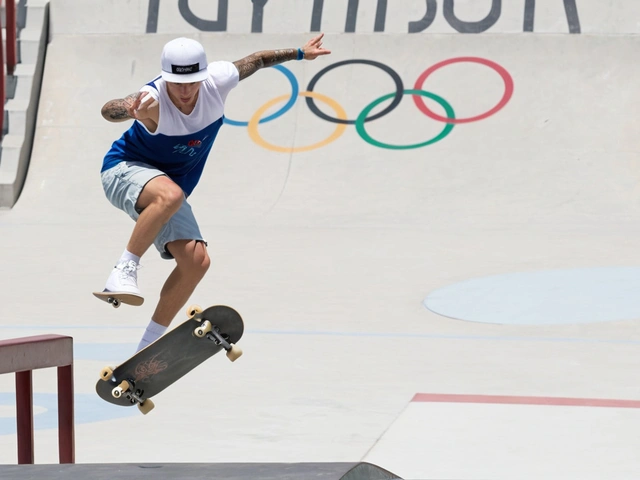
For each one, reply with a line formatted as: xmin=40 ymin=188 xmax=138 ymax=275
xmin=101 ymin=161 xmax=206 ymax=259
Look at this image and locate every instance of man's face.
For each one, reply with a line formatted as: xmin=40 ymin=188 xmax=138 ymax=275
xmin=166 ymin=81 xmax=202 ymax=106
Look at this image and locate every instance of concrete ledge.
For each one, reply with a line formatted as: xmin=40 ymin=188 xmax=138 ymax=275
xmin=0 ymin=334 xmax=73 ymax=374
xmin=19 ymin=27 xmax=45 ymax=65
xmin=0 ymin=462 xmax=402 ymax=480
xmin=0 ymin=1 xmax=48 ymax=208
xmin=9 ymin=64 xmax=36 ymax=102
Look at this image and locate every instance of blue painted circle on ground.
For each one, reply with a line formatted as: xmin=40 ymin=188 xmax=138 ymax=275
xmin=423 ymin=267 xmax=640 ymax=325
xmin=0 ymin=392 xmax=138 ymax=436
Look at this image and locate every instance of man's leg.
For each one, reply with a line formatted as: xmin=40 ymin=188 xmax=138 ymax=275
xmin=127 ymin=176 xmax=185 ymax=258
xmin=102 ymin=174 xmax=184 ymax=299
xmin=136 ymin=239 xmax=210 ymax=351
xmin=153 ymin=239 xmax=211 ymax=326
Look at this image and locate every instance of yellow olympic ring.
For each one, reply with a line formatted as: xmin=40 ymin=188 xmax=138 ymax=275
xmin=247 ymin=92 xmax=347 ymax=153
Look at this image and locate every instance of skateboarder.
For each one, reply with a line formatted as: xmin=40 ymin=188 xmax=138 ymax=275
xmin=97 ymin=34 xmax=331 ymax=352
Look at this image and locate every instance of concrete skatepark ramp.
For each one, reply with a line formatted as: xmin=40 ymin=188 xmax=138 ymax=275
xmin=1 ymin=1 xmax=639 ymax=479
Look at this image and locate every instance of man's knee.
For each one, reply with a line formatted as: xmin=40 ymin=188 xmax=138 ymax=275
xmin=172 ymin=240 xmax=210 ymax=276
xmin=193 ymin=242 xmax=211 ymax=274
xmin=137 ymin=176 xmax=184 ymax=214
xmin=154 ymin=184 xmax=183 ymax=216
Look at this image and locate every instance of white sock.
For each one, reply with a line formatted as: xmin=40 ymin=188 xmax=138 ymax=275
xmin=136 ymin=320 xmax=167 ymax=352
xmin=119 ymin=249 xmax=141 ymax=265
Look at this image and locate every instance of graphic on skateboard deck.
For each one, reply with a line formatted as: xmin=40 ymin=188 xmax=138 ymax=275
xmin=96 ymin=304 xmax=244 ymax=414
xmin=93 ymin=290 xmax=144 ymax=308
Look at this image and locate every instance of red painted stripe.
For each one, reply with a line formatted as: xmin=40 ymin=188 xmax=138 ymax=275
xmin=412 ymin=393 xmax=640 ymax=409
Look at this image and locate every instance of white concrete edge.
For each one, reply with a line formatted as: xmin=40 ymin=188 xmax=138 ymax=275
xmin=0 ymin=1 xmax=49 ymax=208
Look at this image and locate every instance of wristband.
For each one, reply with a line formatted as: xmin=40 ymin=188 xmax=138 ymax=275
xmin=297 ymin=48 xmax=304 ymax=60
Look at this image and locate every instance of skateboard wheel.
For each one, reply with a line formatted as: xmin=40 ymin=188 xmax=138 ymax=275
xmin=138 ymin=399 xmax=155 ymax=415
xmin=99 ymin=366 xmax=114 ymax=381
xmin=226 ymin=343 xmax=243 ymax=362
xmin=112 ymin=380 xmax=130 ymax=399
xmin=109 ymin=297 xmax=121 ymax=309
xmin=194 ymin=320 xmax=212 ymax=338
xmin=186 ymin=304 xmax=202 ymax=318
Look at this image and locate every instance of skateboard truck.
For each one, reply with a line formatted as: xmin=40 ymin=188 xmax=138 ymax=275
xmin=187 ymin=305 xmax=243 ymax=361
xmin=193 ymin=319 xmax=243 ymax=362
xmin=125 ymin=389 xmax=154 ymax=415
xmin=93 ymin=291 xmax=144 ymax=308
xmin=107 ymin=296 xmax=121 ymax=308
xmin=99 ymin=372 xmax=155 ymax=414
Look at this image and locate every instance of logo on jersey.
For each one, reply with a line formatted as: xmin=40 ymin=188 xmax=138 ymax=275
xmin=173 ymin=136 xmax=207 ymax=157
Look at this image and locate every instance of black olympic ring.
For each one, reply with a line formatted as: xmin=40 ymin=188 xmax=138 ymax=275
xmin=304 ymin=59 xmax=404 ymax=125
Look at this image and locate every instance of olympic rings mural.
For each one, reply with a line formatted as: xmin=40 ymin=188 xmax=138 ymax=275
xmin=223 ymin=57 xmax=514 ymax=152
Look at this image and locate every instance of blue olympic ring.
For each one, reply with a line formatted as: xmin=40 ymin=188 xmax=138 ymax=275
xmin=223 ymin=65 xmax=299 ymax=126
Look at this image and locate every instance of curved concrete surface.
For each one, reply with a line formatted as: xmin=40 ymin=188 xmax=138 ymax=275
xmin=0 ymin=1 xmax=639 ymax=479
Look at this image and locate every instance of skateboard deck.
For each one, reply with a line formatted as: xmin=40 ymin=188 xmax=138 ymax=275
xmin=93 ymin=290 xmax=144 ymax=307
xmin=96 ymin=304 xmax=244 ymax=414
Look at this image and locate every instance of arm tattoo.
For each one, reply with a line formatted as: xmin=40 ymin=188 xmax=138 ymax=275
xmin=101 ymin=93 xmax=139 ymax=122
xmin=233 ymin=49 xmax=298 ymax=81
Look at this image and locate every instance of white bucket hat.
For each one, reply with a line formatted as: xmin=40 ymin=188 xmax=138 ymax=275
xmin=161 ymin=37 xmax=208 ymax=83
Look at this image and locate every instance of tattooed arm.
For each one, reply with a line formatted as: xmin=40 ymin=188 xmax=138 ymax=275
xmin=233 ymin=33 xmax=331 ymax=81
xmin=101 ymin=91 xmax=159 ymax=132
xmin=234 ymin=49 xmax=298 ymax=81
xmin=101 ymin=93 xmax=140 ymax=122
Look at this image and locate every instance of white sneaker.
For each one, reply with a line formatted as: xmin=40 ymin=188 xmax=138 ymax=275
xmin=104 ymin=259 xmax=141 ymax=295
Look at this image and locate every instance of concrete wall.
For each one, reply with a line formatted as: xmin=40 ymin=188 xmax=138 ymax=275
xmin=49 ymin=0 xmax=640 ymax=35
xmin=2 ymin=0 xmax=635 ymax=206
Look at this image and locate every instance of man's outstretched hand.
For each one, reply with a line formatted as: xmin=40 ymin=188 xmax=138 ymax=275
xmin=301 ymin=33 xmax=332 ymax=60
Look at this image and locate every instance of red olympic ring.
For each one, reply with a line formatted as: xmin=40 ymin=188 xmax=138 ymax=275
xmin=412 ymin=57 xmax=514 ymax=124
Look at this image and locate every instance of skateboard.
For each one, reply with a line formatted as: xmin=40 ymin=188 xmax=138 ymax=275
xmin=96 ymin=304 xmax=244 ymax=414
xmin=93 ymin=290 xmax=144 ymax=308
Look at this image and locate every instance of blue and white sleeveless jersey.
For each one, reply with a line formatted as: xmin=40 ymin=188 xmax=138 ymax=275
xmin=102 ymin=61 xmax=239 ymax=196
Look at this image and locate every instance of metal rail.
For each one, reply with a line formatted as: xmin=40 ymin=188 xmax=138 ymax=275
xmin=0 ymin=334 xmax=75 ymax=464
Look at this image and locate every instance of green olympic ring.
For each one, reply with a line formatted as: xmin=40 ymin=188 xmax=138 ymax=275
xmin=355 ymin=90 xmax=455 ymax=150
